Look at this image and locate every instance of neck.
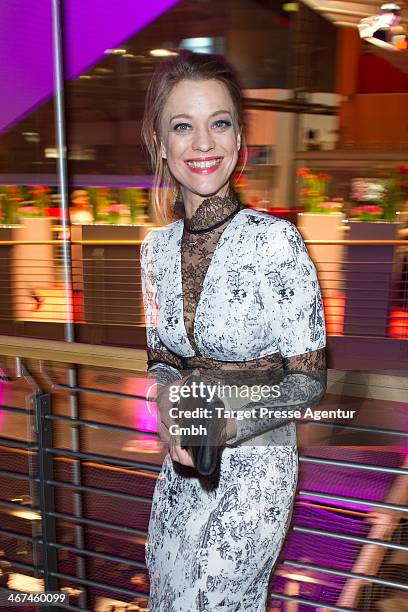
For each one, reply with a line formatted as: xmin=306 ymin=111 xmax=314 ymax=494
xmin=182 ymin=185 xmax=242 ymax=233
xmin=182 ymin=184 xmax=231 ymax=221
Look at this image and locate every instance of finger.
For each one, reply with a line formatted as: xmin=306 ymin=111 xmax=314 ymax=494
xmin=170 ymin=440 xmax=195 ymax=467
xmin=171 ymin=446 xmax=195 ymax=468
xmin=169 ymin=434 xmax=195 ymax=467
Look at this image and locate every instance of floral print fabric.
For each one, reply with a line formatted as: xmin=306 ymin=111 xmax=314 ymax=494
xmin=140 ymin=193 xmax=326 ymax=610
xmin=145 ymin=446 xmax=298 ymax=611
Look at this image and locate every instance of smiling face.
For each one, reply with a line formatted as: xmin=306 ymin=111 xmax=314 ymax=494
xmin=158 ymin=79 xmax=242 ymax=210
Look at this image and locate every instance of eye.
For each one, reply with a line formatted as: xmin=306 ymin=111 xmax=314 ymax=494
xmin=173 ymin=122 xmax=191 ymax=132
xmin=213 ymin=119 xmax=232 ymax=129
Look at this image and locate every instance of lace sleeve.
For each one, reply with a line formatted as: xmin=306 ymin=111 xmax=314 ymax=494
xmin=224 ymin=221 xmax=327 ymax=445
xmin=223 ymin=348 xmax=327 ymax=446
xmin=140 ymin=231 xmax=183 ymax=388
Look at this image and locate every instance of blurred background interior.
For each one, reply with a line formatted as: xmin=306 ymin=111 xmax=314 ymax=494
xmin=0 ymin=0 xmax=407 ymax=610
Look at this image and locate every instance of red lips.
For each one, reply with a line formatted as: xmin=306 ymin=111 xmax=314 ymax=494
xmin=184 ymin=157 xmax=223 ymax=175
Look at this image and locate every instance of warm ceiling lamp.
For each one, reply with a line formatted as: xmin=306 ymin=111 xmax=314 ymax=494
xmin=149 ymin=48 xmax=178 ymax=57
xmin=104 ymin=48 xmax=127 ymax=55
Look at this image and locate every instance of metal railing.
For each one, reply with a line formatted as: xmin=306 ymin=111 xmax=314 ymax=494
xmin=0 ymin=336 xmax=406 ymax=610
xmin=0 ymin=236 xmax=407 ymax=345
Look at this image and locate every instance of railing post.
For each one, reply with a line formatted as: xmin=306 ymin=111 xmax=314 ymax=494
xmin=35 ymin=393 xmax=59 ymax=609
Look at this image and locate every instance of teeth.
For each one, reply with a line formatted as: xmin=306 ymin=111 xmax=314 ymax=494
xmin=186 ymin=159 xmax=222 ymax=169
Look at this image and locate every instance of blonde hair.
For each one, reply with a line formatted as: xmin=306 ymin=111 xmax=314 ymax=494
xmin=141 ymin=50 xmax=247 ymax=225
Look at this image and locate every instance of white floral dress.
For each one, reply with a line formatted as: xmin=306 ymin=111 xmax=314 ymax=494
xmin=140 ymin=189 xmax=326 ymax=611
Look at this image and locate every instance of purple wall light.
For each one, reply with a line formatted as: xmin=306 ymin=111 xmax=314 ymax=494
xmin=0 ymin=0 xmax=180 ymax=134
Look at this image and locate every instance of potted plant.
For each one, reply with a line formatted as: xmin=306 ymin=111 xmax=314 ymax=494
xmin=87 ymin=187 xmax=101 ymax=222
xmin=87 ymin=187 xmax=111 ymax=223
xmin=124 ymin=188 xmax=145 ymax=224
xmin=296 ymin=168 xmax=345 ymax=298
xmin=345 ymin=171 xmax=404 ymax=337
xmin=0 ymin=185 xmax=23 ymax=224
xmin=348 ymin=173 xmax=403 ymax=240
xmin=104 ymin=203 xmax=128 ymax=224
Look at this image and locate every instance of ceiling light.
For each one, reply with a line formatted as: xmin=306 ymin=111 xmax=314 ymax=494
xmin=282 ymin=3 xmax=299 ymax=11
xmin=22 ymin=132 xmax=40 ymax=143
xmin=104 ymin=48 xmax=127 ymax=55
xmin=149 ymin=48 xmax=178 ymax=57
xmin=11 ymin=509 xmax=41 ymax=521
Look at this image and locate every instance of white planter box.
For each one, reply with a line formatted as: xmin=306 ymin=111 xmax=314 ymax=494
xmin=12 ymin=217 xmax=54 ymax=320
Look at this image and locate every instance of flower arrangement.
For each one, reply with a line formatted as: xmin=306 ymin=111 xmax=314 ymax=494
xmin=25 ymin=185 xmax=51 ymax=217
xmin=124 ymin=188 xmax=145 ymax=223
xmin=88 ymin=187 xmax=114 ymax=222
xmin=105 ymin=203 xmax=128 ymax=224
xmin=297 ymin=168 xmax=341 ymax=213
xmin=87 ymin=187 xmax=101 ymax=222
xmin=0 ymin=185 xmax=23 ymax=224
xmin=349 ymin=204 xmax=384 ymax=221
xmin=350 ymin=167 xmax=407 ymax=222
xmin=318 ymin=200 xmax=343 ymax=213
xmin=17 ymin=205 xmax=42 ymax=218
xmin=383 ymin=166 xmax=405 ymax=221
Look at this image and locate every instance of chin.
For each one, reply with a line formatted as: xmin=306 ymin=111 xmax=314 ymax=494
xmin=186 ymin=177 xmax=231 ymax=198
xmin=194 ymin=185 xmax=225 ymax=197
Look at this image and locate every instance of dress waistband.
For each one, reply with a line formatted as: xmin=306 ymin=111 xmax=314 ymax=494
xmin=180 ymin=353 xmax=284 ymax=386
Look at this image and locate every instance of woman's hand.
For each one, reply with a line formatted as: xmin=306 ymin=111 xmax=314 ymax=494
xmin=155 ymin=372 xmax=198 ymax=468
xmin=152 ymin=370 xmax=238 ymax=468
xmin=223 ymin=416 xmax=237 ymax=442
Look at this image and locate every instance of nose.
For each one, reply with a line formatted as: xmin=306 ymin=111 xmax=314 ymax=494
xmin=192 ymin=125 xmax=215 ymax=152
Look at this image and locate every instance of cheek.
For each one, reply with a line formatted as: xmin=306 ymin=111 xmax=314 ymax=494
xmin=225 ymin=143 xmax=239 ymax=169
xmin=166 ymin=138 xmax=187 ymax=167
xmin=223 ymin=134 xmax=240 ymax=158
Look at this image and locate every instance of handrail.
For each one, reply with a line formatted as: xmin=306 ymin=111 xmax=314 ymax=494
xmin=1 ymin=336 xmax=407 ymax=403
xmin=0 ymin=239 xmax=407 ymax=245
xmin=0 ymin=337 xmax=406 ymax=609
xmin=0 ymin=240 xmax=146 ymax=245
xmin=0 ymin=335 xmax=147 ymax=371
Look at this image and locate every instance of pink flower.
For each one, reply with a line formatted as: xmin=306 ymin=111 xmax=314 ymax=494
xmin=320 ymin=201 xmax=342 ymax=209
xmin=108 ymin=203 xmax=123 ymax=214
xmin=18 ymin=205 xmax=40 ymax=214
xmin=351 ymin=204 xmax=383 ymax=218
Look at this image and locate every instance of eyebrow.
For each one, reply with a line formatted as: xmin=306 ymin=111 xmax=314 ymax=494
xmin=170 ymin=110 xmax=232 ymax=122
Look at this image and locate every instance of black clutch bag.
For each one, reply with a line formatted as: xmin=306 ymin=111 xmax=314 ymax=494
xmin=177 ymin=372 xmax=226 ymax=476
xmin=175 ymin=366 xmax=284 ymax=476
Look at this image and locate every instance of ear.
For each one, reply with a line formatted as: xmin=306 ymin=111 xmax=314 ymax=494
xmin=160 ymin=141 xmax=167 ymax=160
xmin=153 ymin=131 xmax=167 ymax=160
xmin=237 ymin=130 xmax=242 ymax=152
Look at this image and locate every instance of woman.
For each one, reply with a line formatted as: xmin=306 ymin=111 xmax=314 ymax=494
xmin=140 ymin=50 xmax=326 ymax=611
